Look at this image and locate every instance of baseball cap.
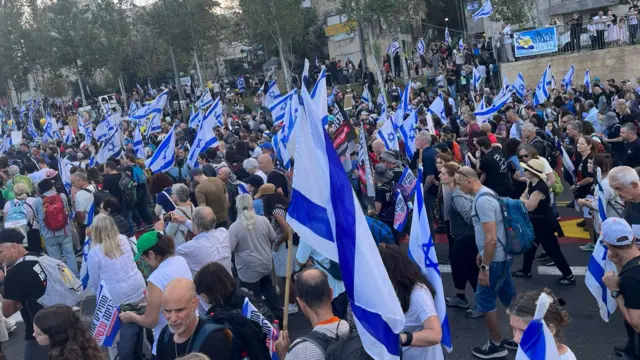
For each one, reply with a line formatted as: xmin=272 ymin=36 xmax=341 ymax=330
xmin=254 ymin=183 xmax=276 ymax=199
xmin=0 ymin=228 xmax=24 ymax=245
xmin=599 ymin=217 xmax=635 ymax=246
xmin=245 ymin=174 xmax=264 ymax=189
xmin=260 ymin=142 xmax=274 ymax=151
xmin=134 ymin=231 xmax=160 ymax=261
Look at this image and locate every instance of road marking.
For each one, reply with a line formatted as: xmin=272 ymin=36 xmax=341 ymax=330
xmin=538 ymin=266 xmax=587 ymax=276
xmin=440 ymin=265 xmax=452 ymax=273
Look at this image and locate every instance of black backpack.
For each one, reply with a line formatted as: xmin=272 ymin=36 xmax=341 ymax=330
xmin=204 ymin=310 xmax=271 ymax=360
xmin=289 ymin=321 xmax=372 ymax=360
xmin=118 ymin=173 xmax=137 ymax=208
xmin=80 ymin=186 xmax=110 ymax=214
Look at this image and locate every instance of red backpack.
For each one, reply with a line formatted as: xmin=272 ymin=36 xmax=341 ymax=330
xmin=43 ymin=194 xmax=68 ymax=231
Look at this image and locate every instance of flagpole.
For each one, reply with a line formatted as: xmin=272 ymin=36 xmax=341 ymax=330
xmin=283 ymin=228 xmax=294 ymax=331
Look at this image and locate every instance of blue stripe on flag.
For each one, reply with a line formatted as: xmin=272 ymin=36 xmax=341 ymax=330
xmin=288 ymin=188 xmax=335 ymax=243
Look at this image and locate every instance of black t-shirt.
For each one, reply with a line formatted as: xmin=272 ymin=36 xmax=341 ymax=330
xmin=607 ymin=123 xmax=624 ymax=157
xmin=526 ymin=180 xmax=550 ymax=218
xmin=620 ymin=256 xmax=640 ymax=359
xmin=3 ymin=253 xmax=47 ymax=340
xmin=102 ymin=172 xmax=123 ymax=204
xmin=375 ymin=183 xmax=394 ymax=220
xmin=156 ymin=318 xmax=231 ymax=360
xmin=479 ymin=148 xmax=514 ymax=197
xmin=624 ymin=138 xmax=640 ymax=168
xmin=267 ymin=170 xmax=289 ymax=198
xmin=624 ymin=201 xmax=640 ymax=232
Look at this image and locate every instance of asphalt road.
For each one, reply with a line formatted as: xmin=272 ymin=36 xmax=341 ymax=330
xmin=1 ymin=194 xmax=629 ymax=359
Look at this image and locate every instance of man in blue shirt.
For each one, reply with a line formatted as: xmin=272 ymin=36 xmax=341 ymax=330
xmin=584 ymin=99 xmax=601 ymax=133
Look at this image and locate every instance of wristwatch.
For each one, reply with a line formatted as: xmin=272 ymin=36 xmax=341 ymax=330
xmin=611 ymin=290 xmax=621 ymax=299
xmin=480 ymin=264 xmax=489 ymax=272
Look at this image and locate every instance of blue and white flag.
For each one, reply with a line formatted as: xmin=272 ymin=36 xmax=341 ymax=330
xmin=130 ymin=90 xmax=168 ymax=136
xmin=416 ymin=38 xmax=426 ymax=55
xmin=96 ymin=129 xmax=121 ymax=164
xmin=237 ymin=76 xmax=246 ymax=92
xmin=1 ymin=135 xmax=11 ymax=154
xmin=95 ymin=118 xmax=114 ymax=143
xmin=428 ymin=95 xmax=447 ymax=124
xmin=148 ymin=78 xmax=156 ymax=98
xmin=533 ymin=65 xmax=552 ymax=106
xmin=58 ymin=153 xmax=73 ymax=195
xmin=475 ymin=89 xmax=515 ymax=123
xmin=465 ymin=153 xmax=472 ymax=167
xmin=562 ymin=64 xmax=575 ymax=89
xmin=136 ymin=83 xmax=144 ymax=95
xmin=473 ymin=67 xmax=482 ymax=91
xmin=408 ymin=167 xmax=451 ymax=355
xmin=515 ymin=293 xmax=560 ymax=360
xmin=393 ymin=190 xmax=409 ymax=231
xmin=445 ymin=27 xmax=452 ymax=44
xmin=584 ymin=69 xmax=592 ymax=94
xmin=145 ymin=125 xmax=177 ymax=173
xmin=238 ymin=183 xmax=250 ymax=195
xmin=63 ymin=129 xmax=75 ymax=144
xmin=386 ymin=41 xmax=401 ymax=55
xmin=361 ymin=88 xmax=373 ymax=109
xmin=398 ymin=109 xmax=418 ymax=161
xmin=269 ymin=90 xmax=295 ymax=126
xmin=133 ymin=125 xmax=145 ymax=160
xmin=186 ymin=121 xmax=220 ymax=168
xmin=195 ymin=88 xmax=213 ymax=109
xmin=513 ymin=73 xmax=526 ymax=99
xmin=42 ymin=114 xmax=57 ymax=142
xmin=501 ymin=74 xmax=510 ymax=96
xmin=287 ymin=71 xmax=405 ymax=360
xmin=309 ymin=62 xmax=328 ymax=120
xmin=551 ymin=74 xmax=557 ymax=90
xmin=458 ymin=38 xmax=464 ymax=51
xmin=189 ymin=107 xmax=203 ymax=130
xmin=558 ymin=139 xmax=575 ymax=183
xmin=393 ymin=86 xmax=411 ymax=127
xmin=264 ymin=80 xmax=282 ymax=108
xmin=201 ymin=96 xmax=223 ymax=130
xmin=377 ymin=118 xmax=400 ymax=151
xmin=79 ymin=202 xmax=95 ymax=291
xmin=128 ymin=100 xmax=139 ymax=117
xmin=91 ymin=281 xmax=121 ymax=347
xmin=472 ymin=0 xmax=493 ymax=21
xmin=241 ymin=298 xmax=279 ymax=360
xmin=377 ymin=92 xmax=387 ymax=107
xmin=585 ymin=167 xmax=617 ymax=322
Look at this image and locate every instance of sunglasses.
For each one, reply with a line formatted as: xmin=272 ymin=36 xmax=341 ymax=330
xmin=518 ymin=154 xmax=530 ymax=160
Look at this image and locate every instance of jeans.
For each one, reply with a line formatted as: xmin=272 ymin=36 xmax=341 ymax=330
xmin=241 ymin=274 xmax=283 ymax=320
xmin=114 ymin=322 xmax=144 ymax=360
xmin=448 ymin=84 xmax=457 ymax=98
xmin=475 ymin=260 xmax=516 ymax=313
xmin=630 ymin=23 xmax=639 ymax=44
xmin=24 ymin=340 xmax=48 ymax=360
xmin=44 ymin=234 xmax=78 ymax=276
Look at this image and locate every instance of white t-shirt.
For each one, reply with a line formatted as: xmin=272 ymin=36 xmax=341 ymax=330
xmin=212 ymin=82 xmax=221 ymax=92
xmin=75 ymin=184 xmax=97 ymax=225
xmin=28 ymin=167 xmax=50 ymax=185
xmin=256 ymin=170 xmax=268 ymax=183
xmin=477 ymin=65 xmax=487 ymax=78
xmin=560 ymin=346 xmax=577 ymax=360
xmin=401 ymin=284 xmax=444 ymax=360
xmin=147 ymin=256 xmax=192 ymax=355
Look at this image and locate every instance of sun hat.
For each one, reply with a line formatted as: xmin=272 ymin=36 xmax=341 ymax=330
xmin=521 ymin=158 xmax=546 ymax=178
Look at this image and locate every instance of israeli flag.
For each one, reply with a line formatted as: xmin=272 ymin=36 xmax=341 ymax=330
xmin=465 ymin=153 xmax=472 ymax=167
xmin=445 ymin=27 xmax=452 ymax=44
xmin=515 ymin=293 xmax=560 ymax=360
xmin=393 ymin=86 xmax=410 ymax=127
xmin=310 ymin=66 xmax=329 ymax=122
xmin=202 ymin=97 xmax=222 ymax=130
xmin=473 ymin=67 xmax=482 ymax=91
xmin=475 ymin=89 xmax=515 ymax=123
xmin=95 ymin=118 xmax=114 ymax=143
xmin=58 ymin=154 xmax=73 ymax=195
xmin=136 ymin=83 xmax=144 ymax=95
xmin=133 ymin=125 xmax=145 ymax=160
xmin=558 ymin=139 xmax=576 ymax=183
xmin=361 ymin=88 xmax=374 ymax=109
xmin=408 ymin=167 xmax=451 ymax=355
xmin=237 ymin=76 xmax=246 ymax=92
xmin=502 ymin=74 xmax=510 ymax=94
xmin=377 ymin=92 xmax=387 ymax=107
xmin=128 ymin=100 xmax=139 ymax=117
xmin=96 ymin=129 xmax=122 ymax=164
xmin=458 ymin=38 xmax=464 ymax=51
xmin=43 ymin=115 xmax=57 ymax=142
xmin=269 ymin=90 xmax=295 ymax=126
xmin=563 ymin=64 xmax=575 ymax=89
xmin=148 ymin=78 xmax=156 ymax=97
xmin=416 ymin=38 xmax=426 ymax=55
xmin=79 ymin=202 xmax=95 ymax=291
xmin=585 ymin=167 xmax=617 ymax=322
xmin=551 ymin=74 xmax=557 ymax=90
xmin=1 ymin=135 xmax=11 ymax=154
xmin=377 ymin=118 xmax=400 ymax=151
xmin=63 ymin=129 xmax=75 ymax=144
xmin=189 ymin=107 xmax=203 ymax=130
xmin=264 ymin=80 xmax=282 ymax=108
xmin=533 ymin=65 xmax=552 ymax=106
xmin=386 ymin=41 xmax=401 ymax=55
xmin=195 ymin=88 xmax=213 ymax=109
xmin=428 ymin=95 xmax=447 ymax=124
xmin=146 ymin=125 xmax=177 ymax=173
xmin=287 ymin=70 xmax=405 ymax=360
xmin=399 ymin=109 xmax=418 ymax=161
xmin=393 ymin=190 xmax=409 ymax=231
xmin=238 ymin=183 xmax=249 ymax=195
xmin=584 ymin=69 xmax=592 ymax=94
xmin=186 ymin=122 xmax=220 ymax=168
xmin=513 ymin=73 xmax=526 ymax=99
xmin=130 ymin=90 xmax=168 ymax=135
xmin=473 ymin=0 xmax=493 ymax=21
xmin=426 ymin=112 xmax=436 ymax=134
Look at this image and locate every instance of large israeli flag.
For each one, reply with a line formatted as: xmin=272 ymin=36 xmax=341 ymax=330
xmin=585 ymin=168 xmax=617 ymax=322
xmin=264 ymin=80 xmax=282 ymax=108
xmin=515 ymin=293 xmax=560 ymax=360
xmin=189 ymin=107 xmax=203 ymax=130
xmin=96 ymin=128 xmax=122 ymax=164
xmin=287 ymin=68 xmax=405 ymax=360
xmin=201 ymin=97 xmax=223 ymax=130
xmin=43 ymin=114 xmax=58 ymax=142
xmin=79 ymin=202 xmax=95 ymax=291
xmin=584 ymin=69 xmax=592 ymax=94
xmin=562 ymin=64 xmax=575 ymax=89
xmin=145 ymin=125 xmax=177 ymax=173
xmin=408 ymin=167 xmax=450 ymax=355
xmin=393 ymin=86 xmax=410 ymax=127
xmin=428 ymin=95 xmax=447 ymax=124
xmin=95 ymin=117 xmax=114 ymax=143
xmin=309 ymin=63 xmax=328 ymax=119
xmin=361 ymin=87 xmax=374 ymax=109
xmin=195 ymin=88 xmax=213 ymax=109
xmin=130 ymin=90 xmax=168 ymax=136
xmin=269 ymin=90 xmax=295 ymax=126
xmin=533 ymin=64 xmax=552 ymax=106
xmin=57 ymin=153 xmax=73 ymax=195
xmin=475 ymin=89 xmax=515 ymax=124
xmin=416 ymin=38 xmax=426 ymax=55
xmin=398 ymin=109 xmax=418 ymax=161
xmin=472 ymin=0 xmax=493 ymax=21
xmin=513 ymin=73 xmax=526 ymax=99
xmin=133 ymin=125 xmax=145 ymax=160
xmin=186 ymin=122 xmax=220 ymax=168
xmin=377 ymin=118 xmax=399 ymax=152
xmin=386 ymin=41 xmax=401 ymax=55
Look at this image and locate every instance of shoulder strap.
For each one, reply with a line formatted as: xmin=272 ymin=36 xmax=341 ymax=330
xmin=192 ymin=323 xmax=226 ymax=352
xmin=14 ymin=254 xmax=40 ymax=266
xmin=473 ymin=191 xmax=508 ymax=249
xmin=288 ymin=330 xmax=332 ymax=355
xmin=174 ymin=206 xmax=193 ymax=221
xmin=80 ymin=187 xmax=94 ymax=194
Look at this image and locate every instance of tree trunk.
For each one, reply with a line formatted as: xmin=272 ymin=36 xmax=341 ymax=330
xmin=118 ymin=75 xmax=127 ymax=114
xmin=277 ymin=35 xmax=292 ymax=91
xmin=194 ymin=50 xmax=204 ymax=90
xmin=365 ymin=24 xmax=386 ymax=99
xmin=169 ymin=46 xmax=185 ymax=106
xmin=397 ymin=27 xmax=410 ymax=85
xmin=76 ymin=67 xmax=86 ymax=106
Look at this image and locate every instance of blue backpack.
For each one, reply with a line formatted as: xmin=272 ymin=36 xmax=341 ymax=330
xmin=5 ymin=199 xmax=30 ymax=239
xmin=475 ymin=192 xmax=534 ymax=255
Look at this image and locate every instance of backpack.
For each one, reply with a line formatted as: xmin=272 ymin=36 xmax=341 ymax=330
xmin=12 ymin=175 xmax=33 ymax=195
xmin=119 ymin=173 xmax=137 ymax=208
xmin=451 ymin=140 xmax=463 ymax=163
xmin=162 ymin=309 xmax=270 ymax=360
xmin=80 ymin=186 xmax=109 ymax=214
xmin=43 ymin=194 xmax=68 ymax=231
xmin=474 ymin=191 xmax=535 ymax=255
xmin=14 ymin=254 xmax=83 ymax=307
xmin=5 ymin=200 xmax=29 ymax=238
xmin=313 ymin=258 xmax=343 ymax=281
xmin=550 ymin=171 xmax=564 ymax=195
xmin=290 ymin=321 xmax=372 ymax=360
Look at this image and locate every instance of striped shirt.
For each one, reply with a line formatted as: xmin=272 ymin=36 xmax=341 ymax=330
xmin=286 ymin=319 xmax=351 ymax=360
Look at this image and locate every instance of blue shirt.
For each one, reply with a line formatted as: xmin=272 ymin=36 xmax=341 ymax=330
xmin=365 ymin=216 xmax=394 ymax=245
xmin=585 ymin=107 xmax=601 ymax=133
xmin=253 ymin=199 xmax=264 ymax=216
xmin=421 ymin=146 xmax=437 ymax=177
xmin=296 ymin=240 xmax=345 ymax=299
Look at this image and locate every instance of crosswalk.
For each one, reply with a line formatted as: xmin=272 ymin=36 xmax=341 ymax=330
xmin=438 ymin=264 xmax=588 ymax=276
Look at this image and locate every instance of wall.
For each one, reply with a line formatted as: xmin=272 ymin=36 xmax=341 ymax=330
xmin=500 ymin=44 xmax=640 ymax=90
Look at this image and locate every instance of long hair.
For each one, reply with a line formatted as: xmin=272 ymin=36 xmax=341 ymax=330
xmin=508 ymin=288 xmax=570 ymax=339
xmin=194 ymin=262 xmax=237 ymax=309
xmin=379 ymin=245 xmax=434 ymax=312
xmin=91 ymin=214 xmax=124 ymax=259
xmin=33 ymin=305 xmax=104 ymax=360
xmin=235 ymin=194 xmax=256 ymax=230
xmin=262 ymin=192 xmax=288 ymax=217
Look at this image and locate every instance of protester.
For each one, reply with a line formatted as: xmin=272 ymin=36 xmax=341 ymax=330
xmin=3 ymin=182 xmax=40 ymax=252
xmin=100 ymin=195 xmax=133 ymax=237
xmin=166 ymin=183 xmax=195 ymax=247
xmin=190 ymin=168 xmax=229 ymax=228
xmin=609 ymin=166 xmax=640 ymax=227
xmin=71 ymin=170 xmax=97 ymax=243
xmin=149 ymin=173 xmax=175 ymax=217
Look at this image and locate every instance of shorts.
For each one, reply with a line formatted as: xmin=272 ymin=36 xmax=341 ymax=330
xmin=475 ymin=260 xmax=517 ymax=313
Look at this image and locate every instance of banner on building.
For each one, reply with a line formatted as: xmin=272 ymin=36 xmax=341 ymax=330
xmin=514 ymin=26 xmax=558 ymax=57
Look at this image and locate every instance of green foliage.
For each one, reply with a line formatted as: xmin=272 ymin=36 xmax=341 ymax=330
xmin=41 ymin=72 xmax=69 ymax=98
xmin=488 ymin=0 xmax=537 ymax=27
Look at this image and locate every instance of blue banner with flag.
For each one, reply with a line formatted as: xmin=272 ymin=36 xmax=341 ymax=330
xmin=514 ymin=27 xmax=558 ymax=57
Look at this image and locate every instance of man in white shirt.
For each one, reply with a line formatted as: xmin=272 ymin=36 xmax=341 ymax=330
xmin=71 ymin=171 xmax=96 ymax=243
xmin=28 ymin=158 xmax=50 ymax=185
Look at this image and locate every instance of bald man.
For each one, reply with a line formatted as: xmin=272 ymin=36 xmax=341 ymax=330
xmin=371 ymin=139 xmax=385 ymax=165
xmin=156 ymin=278 xmax=231 ymax=360
xmin=258 ymin=153 xmax=289 ymax=197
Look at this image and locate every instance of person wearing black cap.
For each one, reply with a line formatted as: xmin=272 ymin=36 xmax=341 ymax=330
xmin=0 ymin=228 xmax=49 ymax=360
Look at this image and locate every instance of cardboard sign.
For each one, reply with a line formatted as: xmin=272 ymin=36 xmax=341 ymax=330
xmin=90 ymin=281 xmax=121 ymax=347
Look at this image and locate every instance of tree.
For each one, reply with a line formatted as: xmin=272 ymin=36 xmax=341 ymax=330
xmin=489 ymin=0 xmax=537 ymax=27
xmin=0 ymin=0 xmax=32 ymax=103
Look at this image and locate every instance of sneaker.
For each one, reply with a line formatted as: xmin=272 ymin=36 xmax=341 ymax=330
xmin=472 ymin=340 xmax=508 ymax=359
xmin=555 ymin=276 xmax=576 ymax=286
xmin=465 ymin=308 xmax=484 ymax=318
xmin=502 ymin=339 xmax=518 ymax=350
xmin=535 ymin=253 xmax=549 ymax=262
xmin=512 ymin=270 xmax=532 ymax=278
xmin=545 ymin=260 xmax=556 ymax=266
xmin=580 ymin=243 xmax=595 ymax=252
xmin=287 ymin=303 xmax=299 ymax=314
xmin=445 ymin=296 xmax=470 ymax=309
xmin=576 ymin=219 xmax=586 ymax=227
xmin=134 ymin=225 xmax=145 ymax=232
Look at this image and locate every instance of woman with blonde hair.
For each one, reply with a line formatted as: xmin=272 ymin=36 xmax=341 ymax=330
xmin=87 ymin=214 xmax=146 ymax=359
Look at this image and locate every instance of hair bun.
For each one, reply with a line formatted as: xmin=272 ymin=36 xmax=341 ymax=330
xmin=557 ymin=298 xmax=566 ymax=306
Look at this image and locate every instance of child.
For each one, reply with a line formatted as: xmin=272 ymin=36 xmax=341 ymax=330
xmin=508 ymin=289 xmax=577 ymax=359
